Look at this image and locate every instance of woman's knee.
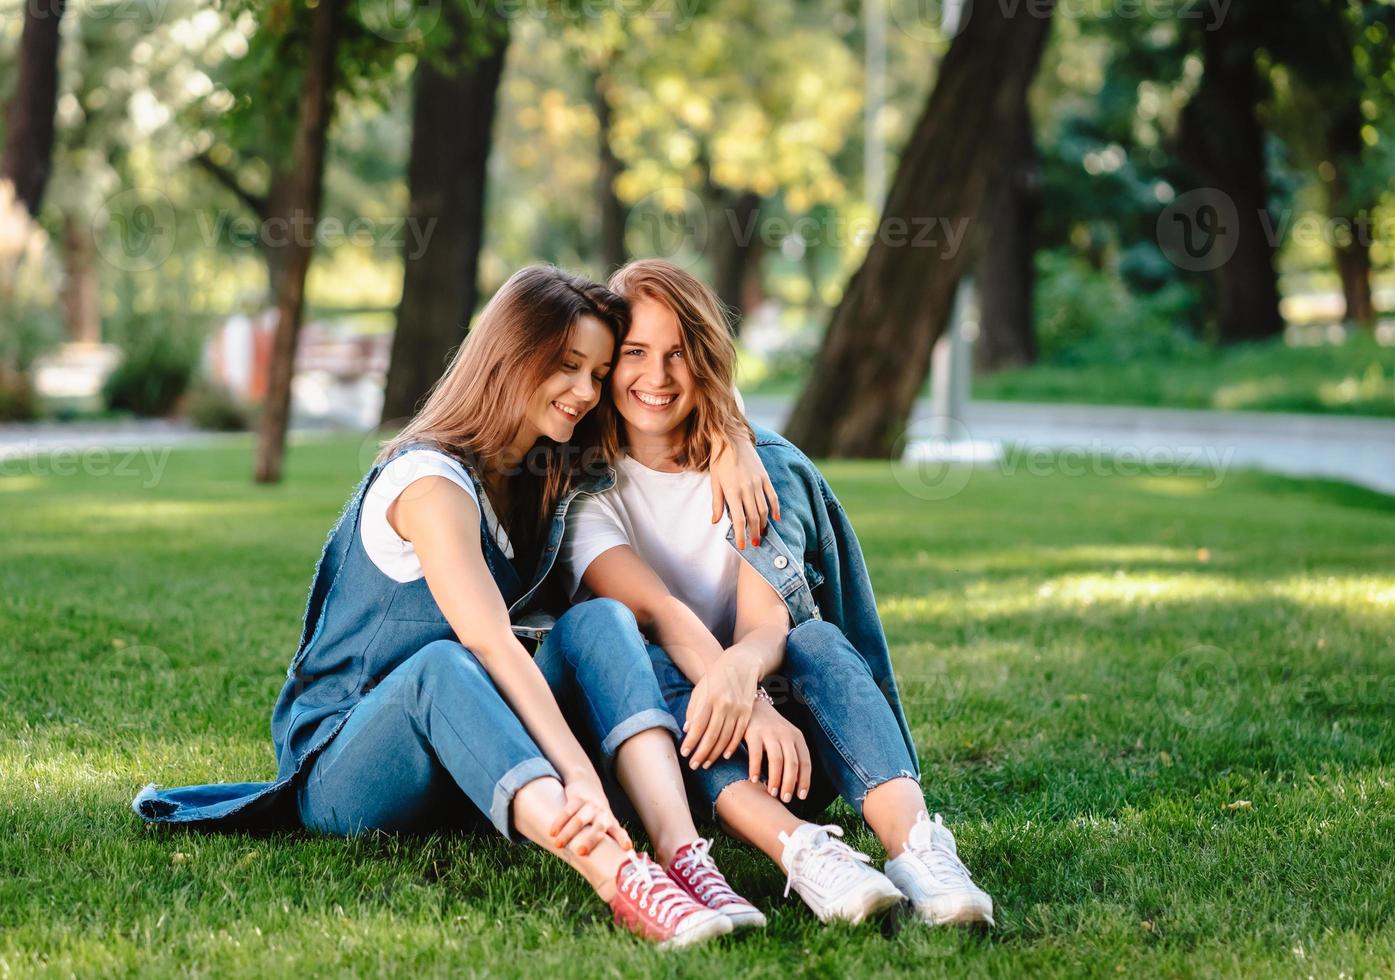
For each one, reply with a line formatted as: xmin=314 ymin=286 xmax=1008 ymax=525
xmin=784 ymin=619 xmax=861 ymax=672
xmin=399 ymin=639 xmax=495 ymax=708
xmin=560 ymin=597 xmax=640 ymax=640
xmin=557 ymin=598 xmax=647 ymax=670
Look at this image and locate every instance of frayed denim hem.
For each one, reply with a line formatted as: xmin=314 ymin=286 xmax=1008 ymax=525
xmin=489 ymin=758 xmax=560 ymax=841
xmin=849 ymin=769 xmax=921 ymax=818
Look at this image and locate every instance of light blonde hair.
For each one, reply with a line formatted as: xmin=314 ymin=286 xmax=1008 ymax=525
xmin=377 ymin=265 xmax=629 ymax=555
xmin=603 ymin=259 xmax=752 ymax=469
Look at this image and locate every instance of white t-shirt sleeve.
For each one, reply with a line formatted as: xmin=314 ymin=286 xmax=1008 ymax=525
xmin=360 ymin=450 xmax=486 ymax=583
xmin=559 ymin=493 xmax=631 ymax=602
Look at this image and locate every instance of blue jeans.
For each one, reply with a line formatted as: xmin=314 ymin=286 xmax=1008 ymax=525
xmin=295 ymin=599 xmax=679 ymax=840
xmin=648 ymin=619 xmax=921 ymax=820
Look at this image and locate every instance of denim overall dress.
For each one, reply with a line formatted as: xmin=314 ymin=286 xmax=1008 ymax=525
xmin=131 ymin=441 xmax=614 ymax=833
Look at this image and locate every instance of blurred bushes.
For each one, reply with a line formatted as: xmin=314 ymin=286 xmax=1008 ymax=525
xmin=102 ymin=312 xmax=201 ymax=418
xmin=186 ymin=382 xmax=252 ymax=431
xmin=0 ymin=368 xmax=38 ymax=422
xmin=1032 ymin=250 xmax=1205 ymax=367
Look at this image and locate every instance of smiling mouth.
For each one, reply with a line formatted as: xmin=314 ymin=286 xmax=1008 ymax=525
xmin=552 ymin=400 xmax=581 ymax=419
xmin=631 ymin=390 xmax=676 ymax=408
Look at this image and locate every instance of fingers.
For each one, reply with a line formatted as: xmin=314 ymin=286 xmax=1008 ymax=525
xmin=548 ymin=793 xmax=583 ymax=838
xmin=710 ymin=479 xmax=723 ymax=525
xmin=763 ymin=475 xmax=781 ymax=524
xmin=679 ymin=691 xmax=712 ymax=757
xmin=607 ymin=818 xmax=634 ymax=851
xmin=570 ymin=820 xmax=607 ymax=857
xmin=754 ymin=485 xmax=770 ymax=537
xmin=691 ymin=710 xmax=732 ymax=768
xmin=743 ymin=486 xmax=761 ymax=546
xmin=720 ymin=706 xmax=748 ymax=759
xmin=730 ymin=503 xmax=748 ymax=551
xmin=764 ymin=742 xmax=784 ymax=797
xmin=747 ymin=735 xmax=765 ymax=784
xmin=552 ymin=801 xmax=597 ymax=851
xmin=794 ymin=732 xmax=812 ymax=801
xmin=778 ymin=737 xmax=799 ymax=803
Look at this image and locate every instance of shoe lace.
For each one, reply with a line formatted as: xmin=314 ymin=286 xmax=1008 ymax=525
xmin=672 ymin=838 xmax=739 ymax=904
xmin=783 ymin=824 xmax=875 ymax=898
xmin=621 ymin=854 xmax=699 ymax=929
xmin=910 ymin=814 xmax=976 ymax=886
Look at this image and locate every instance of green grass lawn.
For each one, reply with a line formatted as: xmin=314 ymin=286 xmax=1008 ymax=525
xmin=972 ymin=333 xmax=1395 ymax=417
xmin=3 ymin=436 xmax=1394 ymax=976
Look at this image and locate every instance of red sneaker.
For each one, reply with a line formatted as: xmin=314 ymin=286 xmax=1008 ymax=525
xmin=609 ymin=852 xmax=733 ymax=948
xmin=668 ymin=837 xmax=767 ymax=930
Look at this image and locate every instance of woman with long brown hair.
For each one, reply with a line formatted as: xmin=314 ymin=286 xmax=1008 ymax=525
xmin=132 ymin=265 xmax=777 ymax=948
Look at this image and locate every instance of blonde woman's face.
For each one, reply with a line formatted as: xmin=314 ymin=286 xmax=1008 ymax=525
xmin=528 ymin=314 xmax=614 ymax=443
xmin=610 ymin=296 xmax=695 ymax=437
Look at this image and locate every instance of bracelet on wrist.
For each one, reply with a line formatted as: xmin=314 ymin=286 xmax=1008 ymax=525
xmin=754 ymin=685 xmax=774 ymax=706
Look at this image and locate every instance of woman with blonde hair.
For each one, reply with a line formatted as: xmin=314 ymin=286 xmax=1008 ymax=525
xmin=559 ymin=259 xmax=996 ymax=928
xmin=132 ymin=265 xmax=778 ymax=948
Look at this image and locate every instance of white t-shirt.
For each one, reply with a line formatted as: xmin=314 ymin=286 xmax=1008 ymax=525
xmin=560 ymin=453 xmax=741 ymax=645
xmin=360 ymin=449 xmax=514 ymax=583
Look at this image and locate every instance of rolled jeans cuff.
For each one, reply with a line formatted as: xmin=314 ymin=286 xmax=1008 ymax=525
xmin=490 ymin=757 xmax=560 ymax=841
xmin=600 ymin=708 xmax=682 ymax=762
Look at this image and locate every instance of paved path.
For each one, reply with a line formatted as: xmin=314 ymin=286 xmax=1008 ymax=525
xmin=4 ymin=400 xmax=1393 ymax=497
xmin=743 ymin=396 xmax=1395 ymax=497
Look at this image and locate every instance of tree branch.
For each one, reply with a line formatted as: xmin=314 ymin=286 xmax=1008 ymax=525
xmin=192 ymin=150 xmax=270 ymax=222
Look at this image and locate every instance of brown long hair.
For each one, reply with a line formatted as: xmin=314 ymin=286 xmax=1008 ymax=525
xmin=603 ymin=259 xmax=752 ymax=469
xmin=376 ymin=265 xmax=629 ymax=556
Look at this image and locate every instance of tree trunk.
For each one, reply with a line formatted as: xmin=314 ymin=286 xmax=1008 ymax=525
xmin=708 ymin=189 xmax=763 ymax=336
xmin=784 ymin=0 xmax=1055 ymax=458
xmin=1178 ymin=12 xmax=1284 ymax=344
xmin=60 ymin=209 xmax=101 ymax=344
xmin=1 ymin=0 xmax=65 ymax=218
xmin=592 ymin=69 xmax=627 ymax=274
xmin=1317 ymin=3 xmax=1376 ymax=329
xmin=380 ymin=15 xmax=509 ymax=427
xmin=973 ymin=107 xmax=1041 ymax=372
xmin=253 ymin=0 xmax=341 ymax=483
xmin=1331 ymin=192 xmax=1376 ymax=328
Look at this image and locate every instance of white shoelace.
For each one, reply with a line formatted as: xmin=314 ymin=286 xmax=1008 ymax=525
xmin=672 ymin=838 xmax=739 ymax=905
xmin=910 ymin=814 xmax=977 ymax=887
xmin=621 ymin=854 xmax=697 ymax=929
xmin=782 ymin=824 xmax=876 ymax=898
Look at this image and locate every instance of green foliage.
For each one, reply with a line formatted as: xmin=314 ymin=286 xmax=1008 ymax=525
xmin=978 ymin=330 xmax=1395 ymax=417
xmin=0 ymin=304 xmax=63 ymax=374
xmin=0 ymin=367 xmax=38 ymax=422
xmin=4 ymin=438 xmax=1395 ymax=973
xmin=1032 ymin=252 xmax=1205 ymax=367
xmin=186 ymin=381 xmax=253 ymax=432
xmin=101 ymin=313 xmax=202 ymax=418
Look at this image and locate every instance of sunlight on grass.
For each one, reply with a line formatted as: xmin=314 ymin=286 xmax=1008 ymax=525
xmin=1134 ymin=476 xmax=1211 ymax=497
xmin=4 ymin=436 xmax=1395 ymax=975
xmin=0 ymin=475 xmax=45 ymax=493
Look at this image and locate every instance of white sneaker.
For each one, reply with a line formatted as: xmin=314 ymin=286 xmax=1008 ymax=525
xmin=884 ymin=812 xmax=995 ymax=926
xmin=778 ymin=823 xmax=905 ymax=924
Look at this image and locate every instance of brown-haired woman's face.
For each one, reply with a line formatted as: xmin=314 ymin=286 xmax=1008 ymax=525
xmin=525 ymin=314 xmax=614 ymax=443
xmin=610 ymin=295 xmax=694 ymax=437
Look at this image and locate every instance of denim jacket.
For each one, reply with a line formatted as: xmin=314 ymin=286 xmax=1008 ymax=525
xmin=723 ymin=425 xmax=920 ymax=777
xmin=130 ymin=441 xmax=616 ymax=833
